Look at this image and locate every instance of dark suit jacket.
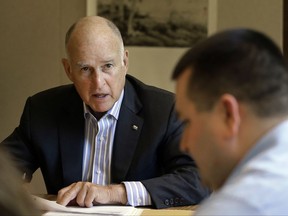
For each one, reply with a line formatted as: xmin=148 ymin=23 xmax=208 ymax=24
xmin=1 ymin=75 xmax=209 ymax=208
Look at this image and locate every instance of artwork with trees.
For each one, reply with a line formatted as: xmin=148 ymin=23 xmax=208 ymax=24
xmin=97 ymin=0 xmax=208 ymax=47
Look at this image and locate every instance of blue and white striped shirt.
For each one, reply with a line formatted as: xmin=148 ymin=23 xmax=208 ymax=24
xmin=82 ymin=90 xmax=151 ymax=206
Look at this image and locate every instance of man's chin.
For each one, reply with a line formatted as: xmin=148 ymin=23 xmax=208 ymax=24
xmin=89 ymin=103 xmax=111 ymax=113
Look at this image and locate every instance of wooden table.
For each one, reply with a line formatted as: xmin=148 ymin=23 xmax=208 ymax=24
xmin=141 ymin=205 xmax=196 ymax=216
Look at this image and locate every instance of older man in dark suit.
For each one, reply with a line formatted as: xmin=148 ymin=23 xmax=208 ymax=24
xmin=0 ymin=16 xmax=209 ymax=209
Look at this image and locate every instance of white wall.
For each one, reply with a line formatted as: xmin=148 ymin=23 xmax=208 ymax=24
xmin=0 ymin=0 xmax=283 ymax=194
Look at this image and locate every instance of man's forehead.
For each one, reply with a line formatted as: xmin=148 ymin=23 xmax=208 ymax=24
xmin=175 ymin=69 xmax=192 ymax=113
xmin=176 ymin=68 xmax=192 ymax=93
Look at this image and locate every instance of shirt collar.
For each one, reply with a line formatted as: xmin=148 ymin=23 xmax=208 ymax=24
xmin=83 ymin=89 xmax=124 ymax=120
xmin=228 ymin=118 xmax=288 ymax=180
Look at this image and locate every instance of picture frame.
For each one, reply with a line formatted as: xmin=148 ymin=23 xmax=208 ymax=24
xmin=87 ymin=0 xmax=209 ymax=48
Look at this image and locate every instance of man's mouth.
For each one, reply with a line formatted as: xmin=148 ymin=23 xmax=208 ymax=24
xmin=94 ymin=94 xmax=108 ymax=98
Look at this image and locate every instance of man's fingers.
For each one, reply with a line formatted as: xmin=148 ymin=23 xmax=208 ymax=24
xmin=67 ymin=198 xmax=78 ymax=206
xmin=76 ymin=183 xmax=90 ymax=207
xmin=86 ymin=186 xmax=99 ymax=207
xmin=56 ymin=182 xmax=81 ymax=206
xmin=56 ymin=182 xmax=122 ymax=207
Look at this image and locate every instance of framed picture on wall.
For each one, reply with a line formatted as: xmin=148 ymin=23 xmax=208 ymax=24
xmin=87 ymin=0 xmax=208 ymax=48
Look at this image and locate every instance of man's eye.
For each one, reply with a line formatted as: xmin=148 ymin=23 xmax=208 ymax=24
xmin=182 ymin=119 xmax=190 ymax=127
xmin=104 ymin=64 xmax=113 ymax=69
xmin=101 ymin=64 xmax=114 ymax=73
xmin=81 ymin=67 xmax=90 ymax=72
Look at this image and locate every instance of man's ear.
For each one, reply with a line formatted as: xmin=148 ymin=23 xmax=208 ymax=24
xmin=123 ymin=50 xmax=129 ymax=73
xmin=219 ymin=94 xmax=241 ymax=137
xmin=62 ymin=58 xmax=73 ymax=82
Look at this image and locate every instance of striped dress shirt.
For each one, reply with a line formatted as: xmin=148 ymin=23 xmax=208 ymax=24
xmin=82 ymin=90 xmax=151 ymax=206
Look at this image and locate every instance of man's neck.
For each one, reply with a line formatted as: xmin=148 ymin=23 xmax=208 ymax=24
xmin=87 ymin=106 xmax=106 ymax=120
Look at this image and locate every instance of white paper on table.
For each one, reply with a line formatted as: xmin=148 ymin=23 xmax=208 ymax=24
xmin=32 ymin=195 xmax=143 ymax=216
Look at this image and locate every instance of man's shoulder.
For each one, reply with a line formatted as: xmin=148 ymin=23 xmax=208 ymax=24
xmin=29 ymin=84 xmax=79 ymax=106
xmin=32 ymin=84 xmax=75 ymax=97
xmin=126 ymin=75 xmax=175 ymax=102
xmin=29 ymin=84 xmax=76 ymax=101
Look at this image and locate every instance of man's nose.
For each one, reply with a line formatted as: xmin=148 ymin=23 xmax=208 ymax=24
xmin=92 ymin=70 xmax=104 ymax=87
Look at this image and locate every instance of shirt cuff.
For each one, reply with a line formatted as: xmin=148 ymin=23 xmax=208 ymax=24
xmin=123 ymin=181 xmax=152 ymax=206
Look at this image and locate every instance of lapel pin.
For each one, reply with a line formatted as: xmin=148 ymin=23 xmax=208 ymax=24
xmin=132 ymin=125 xmax=138 ymax=130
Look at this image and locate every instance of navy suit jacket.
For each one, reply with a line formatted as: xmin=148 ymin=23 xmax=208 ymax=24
xmin=1 ymin=75 xmax=209 ymax=208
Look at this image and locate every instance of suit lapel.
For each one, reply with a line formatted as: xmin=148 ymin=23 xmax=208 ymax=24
xmin=59 ymin=87 xmax=84 ymax=186
xmin=111 ymin=79 xmax=143 ymax=183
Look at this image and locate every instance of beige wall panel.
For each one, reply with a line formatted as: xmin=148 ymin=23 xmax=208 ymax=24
xmin=216 ymin=0 xmax=283 ymax=48
xmin=127 ymin=47 xmax=188 ymax=93
xmin=0 ymin=1 xmax=60 ymax=140
xmin=0 ymin=0 xmax=85 ymax=194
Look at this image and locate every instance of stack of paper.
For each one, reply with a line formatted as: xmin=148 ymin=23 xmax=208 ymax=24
xmin=32 ymin=195 xmax=143 ymax=216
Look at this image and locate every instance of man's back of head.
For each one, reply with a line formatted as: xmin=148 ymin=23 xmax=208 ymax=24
xmin=173 ymin=28 xmax=288 ymax=117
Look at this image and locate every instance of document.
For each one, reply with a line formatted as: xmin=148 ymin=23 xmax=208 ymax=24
xmin=32 ymin=195 xmax=143 ymax=216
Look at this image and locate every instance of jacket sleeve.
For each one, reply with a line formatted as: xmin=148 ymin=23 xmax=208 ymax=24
xmin=141 ymin=104 xmax=210 ymax=208
xmin=0 ymin=97 xmax=39 ymax=182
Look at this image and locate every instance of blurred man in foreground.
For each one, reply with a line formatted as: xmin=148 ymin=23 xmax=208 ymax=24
xmin=0 ymin=149 xmax=40 ymax=215
xmin=172 ymin=28 xmax=288 ymax=215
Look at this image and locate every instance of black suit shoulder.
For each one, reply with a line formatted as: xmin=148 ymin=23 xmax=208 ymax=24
xmin=27 ymin=84 xmax=81 ymax=115
xmin=20 ymin=84 xmax=83 ymax=139
xmin=125 ymin=75 xmax=175 ymax=108
xmin=31 ymin=84 xmax=78 ymax=105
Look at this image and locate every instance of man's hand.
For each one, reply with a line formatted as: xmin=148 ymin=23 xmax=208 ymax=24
xmin=56 ymin=182 xmax=128 ymax=207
